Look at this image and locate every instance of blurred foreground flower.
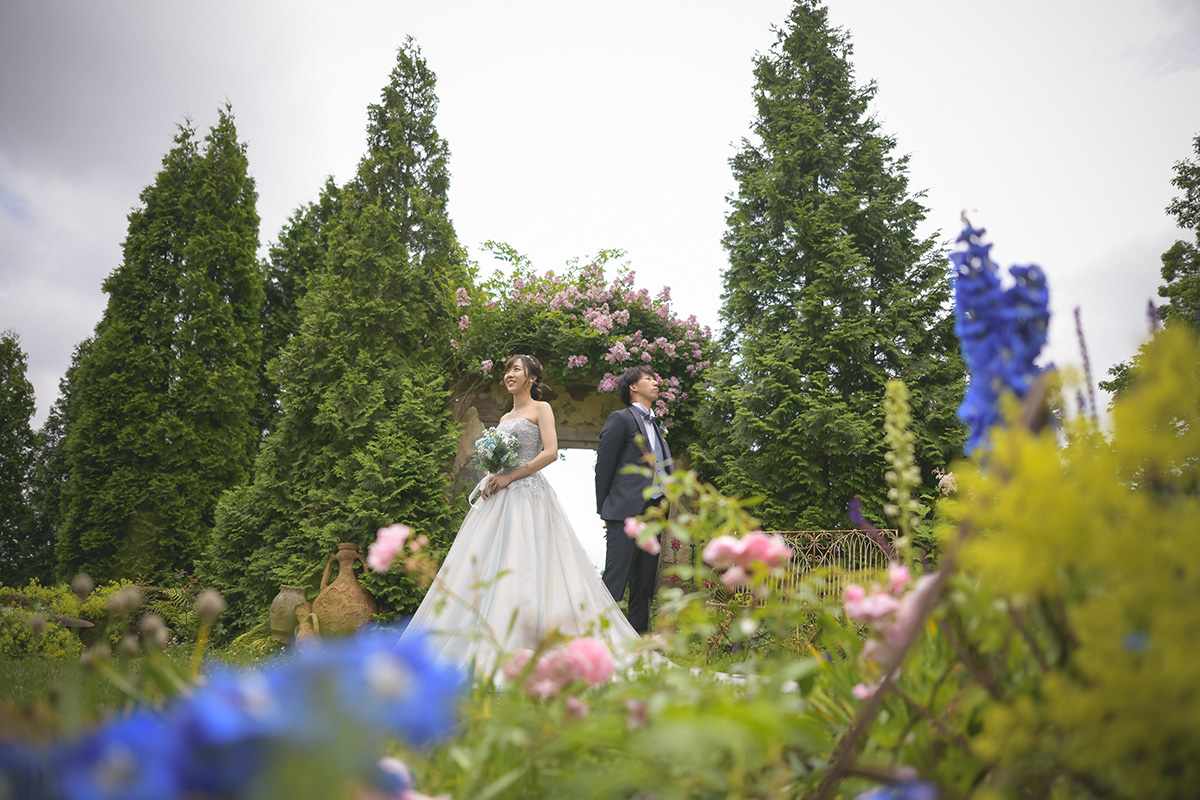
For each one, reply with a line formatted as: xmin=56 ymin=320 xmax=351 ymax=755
xmin=369 ymin=524 xmax=413 ymax=572
xmin=502 ymin=637 xmax=616 ymax=716
xmin=950 ymin=222 xmax=1050 ymax=452
xmin=702 ymin=531 xmax=792 ymax=591
xmin=0 ymin=628 xmax=465 ymax=800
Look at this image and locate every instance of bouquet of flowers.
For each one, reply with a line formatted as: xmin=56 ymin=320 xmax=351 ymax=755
xmin=473 ymin=426 xmax=522 ymax=474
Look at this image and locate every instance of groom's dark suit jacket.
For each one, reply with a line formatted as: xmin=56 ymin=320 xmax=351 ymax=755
xmin=595 ymin=406 xmax=673 ymax=521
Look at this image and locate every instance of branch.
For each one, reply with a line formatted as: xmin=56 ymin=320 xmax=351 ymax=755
xmin=812 ymin=557 xmax=954 ymax=800
xmin=1005 ymin=598 xmax=1049 ymax=673
xmin=941 ymin=609 xmax=1005 ymax=702
xmin=892 ymin=685 xmax=985 ymax=763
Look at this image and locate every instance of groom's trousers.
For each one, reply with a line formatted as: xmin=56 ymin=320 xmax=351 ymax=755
xmin=602 ymin=498 xmax=663 ymax=634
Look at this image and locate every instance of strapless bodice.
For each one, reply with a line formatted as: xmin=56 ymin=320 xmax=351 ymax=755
xmin=494 ymin=417 xmax=547 ymax=497
xmin=496 ymin=417 xmax=543 ymax=468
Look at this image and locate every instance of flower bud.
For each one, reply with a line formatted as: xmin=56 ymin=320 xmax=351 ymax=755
xmin=119 ymin=634 xmax=141 ymax=657
xmin=140 ymin=613 xmax=169 ymax=649
xmin=71 ymin=573 xmax=94 ymax=600
xmin=107 ymin=586 xmax=143 ymax=616
xmin=81 ymin=642 xmax=111 ymax=666
xmin=195 ymin=589 xmax=227 ymax=624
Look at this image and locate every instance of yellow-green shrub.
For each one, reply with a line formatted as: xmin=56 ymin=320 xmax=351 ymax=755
xmin=0 ymin=579 xmax=83 ymax=659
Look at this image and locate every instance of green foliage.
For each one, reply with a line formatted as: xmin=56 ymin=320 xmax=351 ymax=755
xmin=0 ymin=579 xmax=83 ymax=659
xmin=55 ymin=106 xmax=264 ymax=584
xmin=77 ymin=578 xmax=136 ymax=632
xmin=201 ymin=40 xmax=468 ymax=633
xmin=0 ymin=330 xmax=39 ymax=586
xmin=3 ymin=329 xmax=1194 ymax=798
xmin=1102 ymin=131 xmax=1200 ymax=398
xmin=937 ymin=327 xmax=1200 ymax=798
xmin=22 ymin=340 xmax=88 ymax=588
xmin=258 ymin=178 xmax=343 ymax=434
xmin=695 ymin=0 xmax=964 ymax=531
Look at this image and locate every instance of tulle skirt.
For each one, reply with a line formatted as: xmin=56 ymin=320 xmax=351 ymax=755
xmin=402 ymin=472 xmax=643 ymax=676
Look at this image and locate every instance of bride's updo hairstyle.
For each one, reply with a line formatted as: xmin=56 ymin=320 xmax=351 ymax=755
xmin=505 ymin=354 xmax=545 ymax=401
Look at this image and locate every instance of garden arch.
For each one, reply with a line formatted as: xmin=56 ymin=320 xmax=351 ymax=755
xmin=449 ymin=380 xmax=626 ymax=487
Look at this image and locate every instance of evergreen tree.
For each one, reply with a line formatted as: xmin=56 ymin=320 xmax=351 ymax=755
xmin=1101 ymin=133 xmax=1200 ymax=398
xmin=0 ymin=331 xmax=37 ymax=586
xmin=257 ymin=178 xmax=342 ymax=434
xmin=203 ymin=39 xmax=469 ymax=629
xmin=695 ymin=1 xmax=964 ymax=531
xmin=21 ymin=340 xmax=90 ymax=586
xmin=56 ymin=107 xmax=263 ymax=583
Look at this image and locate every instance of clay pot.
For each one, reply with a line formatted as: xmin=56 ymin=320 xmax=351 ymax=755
xmin=269 ymin=585 xmax=308 ymax=644
xmin=311 ymin=543 xmax=377 ymax=636
xmin=294 ymin=601 xmax=320 ymax=644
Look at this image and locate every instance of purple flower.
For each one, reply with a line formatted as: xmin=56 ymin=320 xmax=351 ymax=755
xmin=950 ymin=224 xmax=1050 ymax=453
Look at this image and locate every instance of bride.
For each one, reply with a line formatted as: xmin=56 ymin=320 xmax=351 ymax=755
xmin=402 ymin=354 xmax=647 ymax=676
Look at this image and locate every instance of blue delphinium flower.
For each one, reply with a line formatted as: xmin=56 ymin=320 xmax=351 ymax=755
xmin=55 ymin=712 xmax=185 ymax=800
xmin=0 ymin=743 xmax=58 ymax=800
xmin=2 ymin=627 xmax=465 ymax=800
xmin=856 ymin=780 xmax=939 ymax=800
xmin=949 ymin=224 xmax=1050 ymax=453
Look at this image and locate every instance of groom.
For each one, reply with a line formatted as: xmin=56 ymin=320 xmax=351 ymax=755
xmin=595 ymin=364 xmax=673 ymax=634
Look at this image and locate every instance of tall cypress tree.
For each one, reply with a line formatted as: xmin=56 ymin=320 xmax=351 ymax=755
xmin=56 ymin=107 xmax=263 ymax=583
xmin=21 ymin=339 xmax=90 ymax=586
xmin=257 ymin=178 xmax=343 ymax=434
xmin=203 ymin=39 xmax=469 ymax=629
xmin=0 ymin=331 xmax=37 ymax=586
xmin=695 ymin=1 xmax=964 ymax=531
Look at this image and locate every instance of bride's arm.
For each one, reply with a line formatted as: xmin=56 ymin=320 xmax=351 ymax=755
xmin=489 ymin=402 xmax=559 ymax=490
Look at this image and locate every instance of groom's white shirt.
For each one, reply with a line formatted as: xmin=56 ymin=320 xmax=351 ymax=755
xmin=630 ymin=402 xmax=661 ymax=459
xmin=631 ymin=401 xmax=666 ymax=499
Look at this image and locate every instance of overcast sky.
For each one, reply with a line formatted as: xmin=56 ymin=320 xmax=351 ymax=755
xmin=3 ymin=0 xmax=1199 ymax=431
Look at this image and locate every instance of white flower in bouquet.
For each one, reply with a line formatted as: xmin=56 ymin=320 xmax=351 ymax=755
xmin=473 ymin=427 xmax=522 ymax=474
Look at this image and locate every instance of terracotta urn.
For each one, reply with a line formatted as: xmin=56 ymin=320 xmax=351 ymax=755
xmin=311 ymin=542 xmax=377 ymax=636
xmin=294 ymin=601 xmax=320 ymax=643
xmin=268 ymin=585 xmax=308 ymax=644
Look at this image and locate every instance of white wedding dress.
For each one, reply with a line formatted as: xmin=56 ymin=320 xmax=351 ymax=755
xmin=403 ymin=417 xmax=646 ymax=676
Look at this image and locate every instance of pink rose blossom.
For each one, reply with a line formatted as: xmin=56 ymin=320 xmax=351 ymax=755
xmin=565 ymin=696 xmax=589 ymax=719
xmin=522 ymin=638 xmax=615 ymax=698
xmin=844 ymin=583 xmax=867 ymax=602
xmin=502 ymin=649 xmax=533 ymax=680
xmin=624 ymin=517 xmax=645 ymax=538
xmin=367 ymin=524 xmax=411 ymax=572
xmin=564 ymin=637 xmax=615 ymax=684
xmin=852 ymin=682 xmax=880 ymax=700
xmin=637 ymin=535 xmax=661 ymax=556
xmin=888 ymin=562 xmax=911 ymax=595
xmin=738 ymin=531 xmax=791 ymax=569
xmin=844 ymin=590 xmax=901 ymax=623
xmin=480 ymin=359 xmax=494 ymax=375
xmin=702 ymin=535 xmax=742 ymax=570
xmin=720 ymin=566 xmax=750 ymax=589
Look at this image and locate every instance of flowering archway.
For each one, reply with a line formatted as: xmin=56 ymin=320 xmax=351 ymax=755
xmin=446 ymin=246 xmax=717 ymax=486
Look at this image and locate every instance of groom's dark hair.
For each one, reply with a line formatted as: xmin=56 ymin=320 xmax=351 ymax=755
xmin=617 ymin=365 xmax=655 ymax=406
